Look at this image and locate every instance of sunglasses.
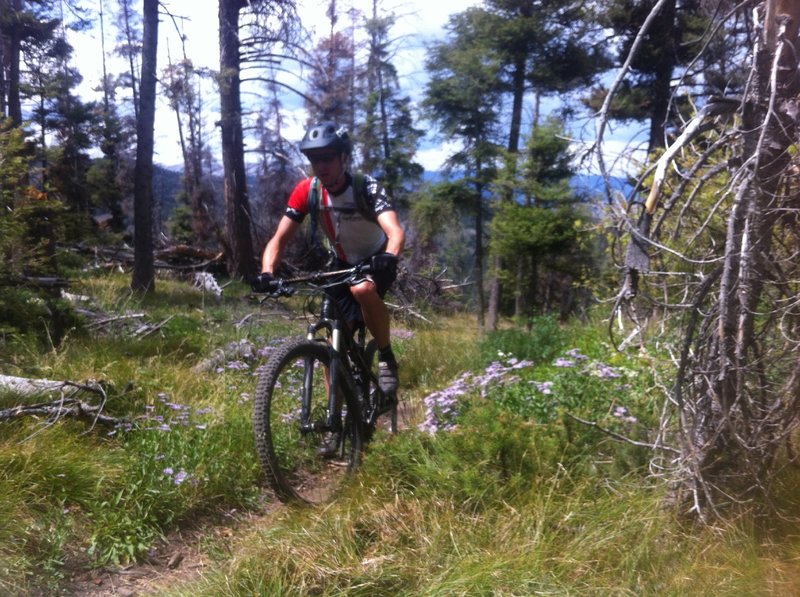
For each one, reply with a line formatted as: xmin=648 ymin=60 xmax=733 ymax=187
xmin=307 ymin=153 xmax=340 ymax=165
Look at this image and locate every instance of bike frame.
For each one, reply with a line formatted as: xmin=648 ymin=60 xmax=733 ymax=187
xmin=288 ymin=271 xmax=384 ymax=437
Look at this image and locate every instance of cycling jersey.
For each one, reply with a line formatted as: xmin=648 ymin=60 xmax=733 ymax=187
xmin=284 ymin=173 xmax=394 ymax=265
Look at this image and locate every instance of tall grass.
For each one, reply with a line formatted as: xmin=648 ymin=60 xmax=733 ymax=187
xmin=163 ymin=314 xmax=800 ymax=596
xmin=168 ymin=410 xmax=798 ymax=596
xmin=3 ymin=272 xmax=800 ymax=594
xmin=0 ymin=273 xmax=295 ymax=591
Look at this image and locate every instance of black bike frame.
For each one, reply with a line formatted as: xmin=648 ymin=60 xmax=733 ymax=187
xmin=268 ymin=267 xmax=386 ymax=436
xmin=299 ymin=293 xmax=369 ymax=435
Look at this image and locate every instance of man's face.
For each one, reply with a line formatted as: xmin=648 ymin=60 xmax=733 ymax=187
xmin=307 ymin=150 xmax=345 ymax=190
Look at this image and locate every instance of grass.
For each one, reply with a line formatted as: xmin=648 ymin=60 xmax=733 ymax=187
xmin=2 ymin=270 xmax=800 ymax=594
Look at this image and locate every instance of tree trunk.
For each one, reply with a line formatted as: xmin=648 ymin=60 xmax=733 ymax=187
xmin=646 ymin=0 xmax=676 ymax=153
xmin=219 ymin=0 xmax=257 ymax=280
xmin=474 ymin=158 xmax=485 ymax=331
xmin=6 ymin=0 xmax=22 ymax=124
xmin=487 ymin=56 xmax=527 ymax=330
xmin=131 ymin=0 xmax=158 ymax=293
xmin=121 ymin=0 xmax=140 ymax=121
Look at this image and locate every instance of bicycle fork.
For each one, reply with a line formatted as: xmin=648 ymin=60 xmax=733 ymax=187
xmin=298 ymin=310 xmax=355 ymax=435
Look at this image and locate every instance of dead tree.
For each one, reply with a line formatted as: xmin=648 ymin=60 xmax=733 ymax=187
xmin=599 ymin=0 xmax=800 ymax=519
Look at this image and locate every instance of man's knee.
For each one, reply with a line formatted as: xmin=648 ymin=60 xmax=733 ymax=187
xmin=350 ymin=280 xmax=378 ymax=303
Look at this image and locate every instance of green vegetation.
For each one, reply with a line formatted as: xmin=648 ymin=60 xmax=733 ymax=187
xmin=1 ymin=270 xmax=800 ymax=594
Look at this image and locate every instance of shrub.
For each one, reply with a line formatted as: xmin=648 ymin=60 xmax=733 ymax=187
xmin=479 ymin=315 xmax=564 ymax=364
xmin=0 ymin=288 xmax=84 ymax=346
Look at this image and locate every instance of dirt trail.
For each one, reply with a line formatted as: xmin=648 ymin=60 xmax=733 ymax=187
xmin=64 ymin=402 xmax=418 ymax=596
xmin=65 ymin=505 xmax=279 ymax=597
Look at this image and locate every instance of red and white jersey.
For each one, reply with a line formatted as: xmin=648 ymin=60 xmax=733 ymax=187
xmin=284 ymin=173 xmax=394 ymax=265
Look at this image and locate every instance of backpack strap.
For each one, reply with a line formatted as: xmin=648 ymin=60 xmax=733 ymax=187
xmin=307 ymin=176 xmax=322 ymax=245
xmin=352 ymin=172 xmax=377 ymax=223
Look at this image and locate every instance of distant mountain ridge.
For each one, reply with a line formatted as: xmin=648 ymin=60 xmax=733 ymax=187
xmin=151 ymin=166 xmax=632 ymax=224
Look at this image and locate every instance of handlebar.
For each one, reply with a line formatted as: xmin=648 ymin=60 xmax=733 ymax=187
xmin=253 ymin=263 xmax=373 ymax=297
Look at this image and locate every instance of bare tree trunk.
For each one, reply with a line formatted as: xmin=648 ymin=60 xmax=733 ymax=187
xmin=121 ymin=0 xmax=140 ymax=121
xmin=219 ymin=0 xmax=256 ymax=279
xmin=634 ymin=0 xmax=800 ymax=518
xmin=131 ymin=0 xmax=158 ymax=293
xmin=6 ymin=0 xmax=22 ymax=124
xmin=487 ymin=57 xmax=527 ymax=331
xmin=475 ymin=161 xmax=485 ymax=332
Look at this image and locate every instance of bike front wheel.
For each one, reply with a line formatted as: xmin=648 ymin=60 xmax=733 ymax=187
xmin=253 ymin=337 xmax=363 ymax=504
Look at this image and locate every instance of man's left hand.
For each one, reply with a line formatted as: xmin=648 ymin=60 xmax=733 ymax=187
xmin=370 ymin=252 xmax=398 ymax=274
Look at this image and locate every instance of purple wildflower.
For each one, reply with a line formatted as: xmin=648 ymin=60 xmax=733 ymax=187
xmin=173 ymin=470 xmax=189 ymax=485
xmin=530 ymin=380 xmax=554 ymax=394
xmin=565 ymin=348 xmax=589 ymax=361
xmin=162 ymin=467 xmax=174 ymax=476
xmin=554 ymin=358 xmax=575 ymax=368
xmin=594 ymin=363 xmax=621 ymax=379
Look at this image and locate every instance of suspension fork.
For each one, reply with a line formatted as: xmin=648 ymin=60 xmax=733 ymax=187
xmin=325 ymin=316 xmax=346 ymax=432
xmin=299 ymin=296 xmax=354 ymax=433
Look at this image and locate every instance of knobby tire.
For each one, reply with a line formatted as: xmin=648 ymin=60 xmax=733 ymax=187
xmin=253 ymin=337 xmax=363 ymax=504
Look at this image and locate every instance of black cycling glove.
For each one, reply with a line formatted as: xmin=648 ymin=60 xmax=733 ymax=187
xmin=251 ymin=272 xmax=278 ymax=293
xmin=370 ymin=252 xmax=398 ymax=274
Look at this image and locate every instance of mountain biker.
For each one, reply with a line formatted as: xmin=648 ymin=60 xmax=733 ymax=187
xmin=252 ymin=121 xmax=405 ymax=399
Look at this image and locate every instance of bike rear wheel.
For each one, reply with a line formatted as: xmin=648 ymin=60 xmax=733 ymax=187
xmin=253 ymin=337 xmax=363 ymax=504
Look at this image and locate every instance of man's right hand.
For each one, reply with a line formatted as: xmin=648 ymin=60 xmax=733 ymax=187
xmin=251 ymin=272 xmax=278 ymax=293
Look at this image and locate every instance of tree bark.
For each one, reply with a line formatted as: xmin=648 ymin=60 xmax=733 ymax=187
xmin=131 ymin=0 xmax=158 ymax=293
xmin=5 ymin=0 xmax=22 ymax=124
xmin=219 ymin=0 xmax=257 ymax=279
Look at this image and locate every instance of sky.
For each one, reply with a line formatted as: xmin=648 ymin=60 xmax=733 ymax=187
xmin=68 ymin=0 xmax=642 ymax=177
xmin=68 ymin=0 xmax=481 ymax=172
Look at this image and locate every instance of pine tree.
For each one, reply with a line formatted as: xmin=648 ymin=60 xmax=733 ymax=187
xmin=424 ymin=8 xmax=505 ymax=329
xmin=358 ymin=0 xmax=423 ymax=201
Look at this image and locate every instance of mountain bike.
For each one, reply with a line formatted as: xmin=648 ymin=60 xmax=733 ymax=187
xmin=252 ymin=265 xmax=398 ymax=504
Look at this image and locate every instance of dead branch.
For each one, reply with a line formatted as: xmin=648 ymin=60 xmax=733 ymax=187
xmin=133 ymin=315 xmax=175 ymax=338
xmin=566 ymin=413 xmax=681 ymax=455
xmin=0 ymin=375 xmax=125 ymax=431
xmin=0 ymin=397 xmax=123 ymax=428
xmin=86 ymin=313 xmax=146 ymax=329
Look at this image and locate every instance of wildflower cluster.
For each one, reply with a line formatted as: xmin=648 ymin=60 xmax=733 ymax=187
xmin=520 ymin=348 xmax=637 ymax=423
xmin=419 ymin=355 xmax=534 ymax=434
xmin=161 ymin=466 xmax=190 ymax=485
xmin=108 ymin=392 xmax=217 ymax=488
xmin=421 ymin=347 xmax=642 ymax=434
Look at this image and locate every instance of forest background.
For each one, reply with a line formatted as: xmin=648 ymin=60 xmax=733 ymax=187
xmin=1 ymin=0 xmax=643 ymax=325
xmin=6 ymin=0 xmax=800 ymax=592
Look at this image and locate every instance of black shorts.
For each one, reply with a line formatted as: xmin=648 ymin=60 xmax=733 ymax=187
xmin=328 ymin=257 xmax=396 ymax=322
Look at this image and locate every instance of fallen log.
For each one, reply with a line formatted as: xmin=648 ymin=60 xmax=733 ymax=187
xmin=0 ymin=375 xmax=125 ymax=430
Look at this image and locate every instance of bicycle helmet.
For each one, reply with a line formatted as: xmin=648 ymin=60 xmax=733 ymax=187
xmin=299 ymin=121 xmax=351 ymax=156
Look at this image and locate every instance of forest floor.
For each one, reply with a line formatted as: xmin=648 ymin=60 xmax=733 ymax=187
xmin=63 ymin=401 xmax=415 ymax=596
xmin=65 ymin=501 xmax=280 ymax=597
